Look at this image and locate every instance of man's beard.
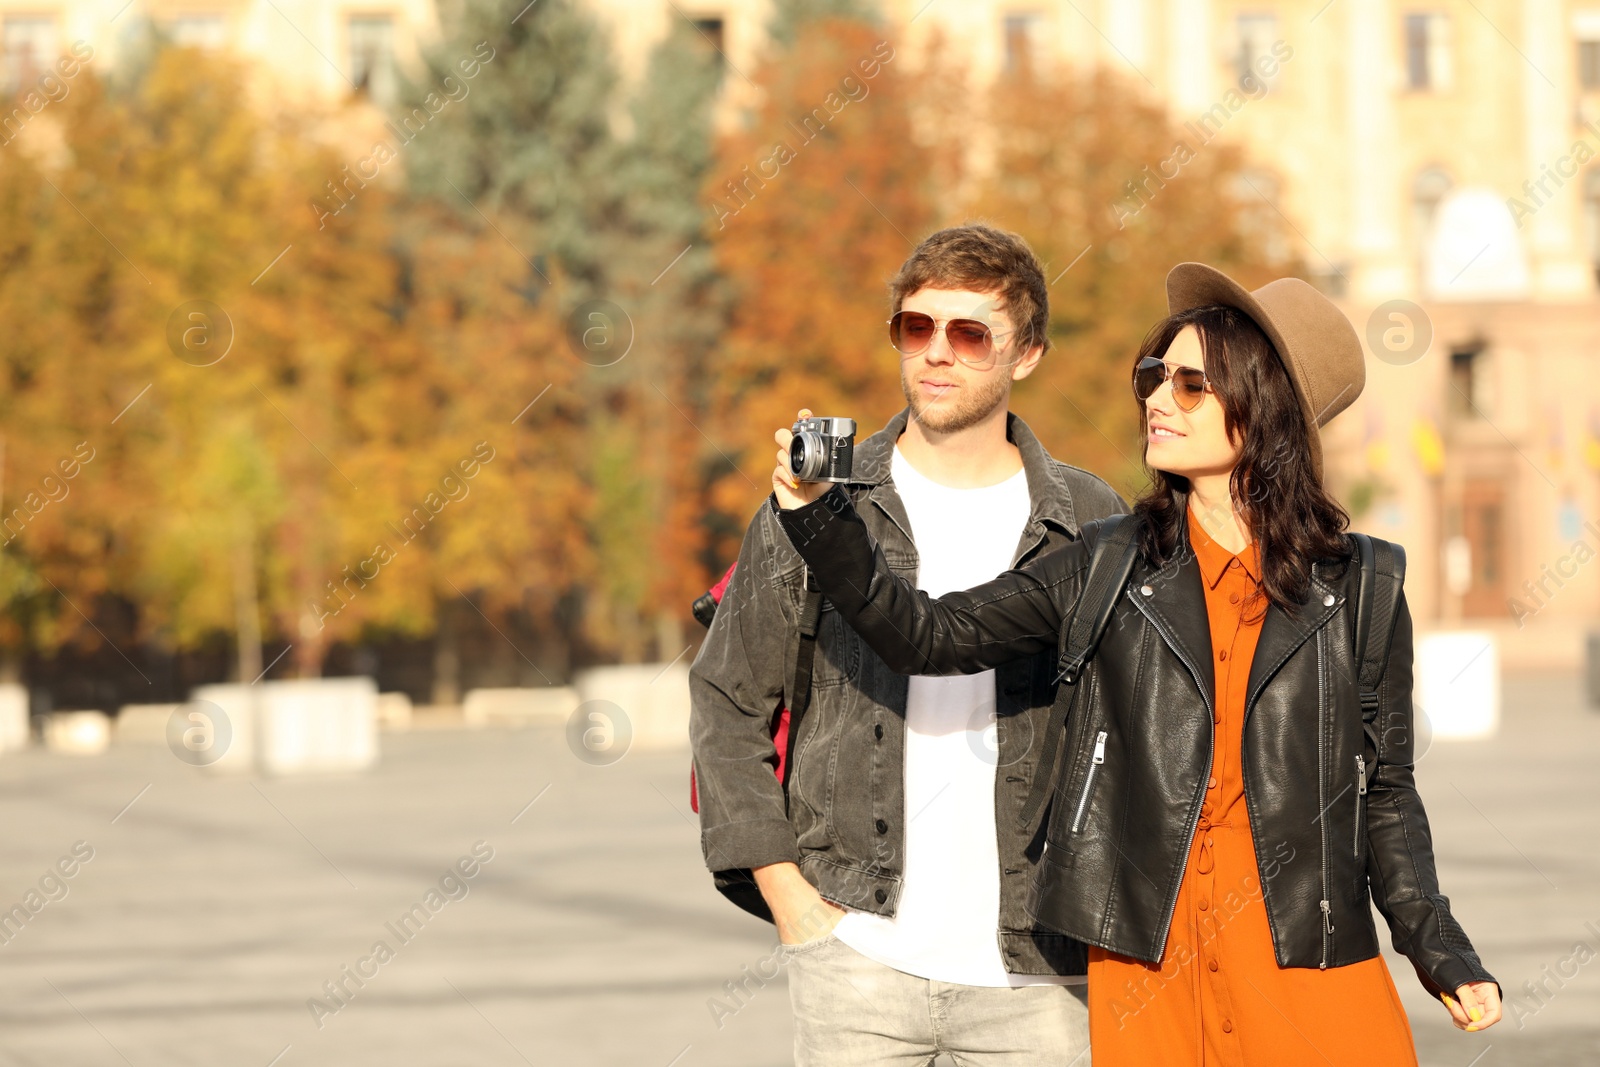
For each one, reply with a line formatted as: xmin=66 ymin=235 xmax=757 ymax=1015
xmin=901 ymin=366 xmax=1012 ymax=434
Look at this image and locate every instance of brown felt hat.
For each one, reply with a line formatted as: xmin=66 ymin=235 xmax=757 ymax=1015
xmin=1165 ymin=263 xmax=1364 ymax=483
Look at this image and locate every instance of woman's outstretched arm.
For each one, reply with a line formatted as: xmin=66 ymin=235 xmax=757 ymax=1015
xmin=772 ymin=484 xmax=1089 ymax=677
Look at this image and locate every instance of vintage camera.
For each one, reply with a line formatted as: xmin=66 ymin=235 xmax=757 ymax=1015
xmin=788 ymin=416 xmax=856 ymax=483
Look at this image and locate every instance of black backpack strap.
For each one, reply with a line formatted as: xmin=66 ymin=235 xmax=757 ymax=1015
xmin=1350 ymin=532 xmax=1406 ymax=752
xmin=780 ymin=567 xmax=824 ymax=789
xmin=1019 ymin=515 xmax=1141 ymax=828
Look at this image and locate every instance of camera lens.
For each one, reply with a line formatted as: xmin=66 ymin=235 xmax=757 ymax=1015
xmin=790 ymin=433 xmax=819 ymax=481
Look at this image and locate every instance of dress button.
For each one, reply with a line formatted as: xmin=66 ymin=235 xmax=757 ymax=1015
xmin=1228 ymin=592 xmax=1239 ymax=604
xmin=876 ymin=819 xmax=888 ymax=834
xmin=1199 ymin=898 xmax=1210 ymax=911
xmin=1208 ymin=959 xmax=1219 ymax=972
xmin=1222 ymin=1019 xmax=1233 ymax=1033
xmin=874 ymin=888 xmax=887 ymax=904
xmin=1323 ymin=593 xmax=1336 ymax=606
xmin=1219 ymin=650 xmax=1227 ymax=661
xmin=874 ymin=723 xmax=884 ymax=740
xmin=1140 ymin=584 xmax=1154 ymax=597
xmin=1208 ymin=776 xmax=1218 ymax=789
xmin=1205 ymin=835 xmax=1214 ymax=847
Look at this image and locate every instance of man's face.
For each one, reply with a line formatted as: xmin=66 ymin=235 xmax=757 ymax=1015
xmin=896 ymin=287 xmax=1042 ymax=434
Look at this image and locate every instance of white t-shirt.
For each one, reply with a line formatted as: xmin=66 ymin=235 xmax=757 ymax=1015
xmin=831 ymin=442 xmax=1073 ymax=987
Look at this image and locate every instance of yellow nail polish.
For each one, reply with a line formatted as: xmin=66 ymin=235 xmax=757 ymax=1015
xmin=1470 ymin=1007 xmax=1482 ymax=1022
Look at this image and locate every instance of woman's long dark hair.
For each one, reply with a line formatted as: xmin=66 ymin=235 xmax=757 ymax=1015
xmin=1131 ymin=304 xmax=1352 ymax=617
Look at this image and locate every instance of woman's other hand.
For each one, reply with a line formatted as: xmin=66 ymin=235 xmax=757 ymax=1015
xmin=772 ymin=408 xmax=833 ymax=510
xmin=1442 ymin=981 xmax=1502 ymax=1032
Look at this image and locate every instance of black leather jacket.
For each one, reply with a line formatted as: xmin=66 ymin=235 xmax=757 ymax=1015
xmin=776 ymin=485 xmax=1498 ymax=1000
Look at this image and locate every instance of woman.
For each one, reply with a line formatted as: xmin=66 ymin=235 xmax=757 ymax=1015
xmin=766 ymin=263 xmax=1501 ymax=1063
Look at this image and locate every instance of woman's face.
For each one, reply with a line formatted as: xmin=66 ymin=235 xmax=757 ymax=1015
xmin=1143 ymin=325 xmax=1242 ymax=480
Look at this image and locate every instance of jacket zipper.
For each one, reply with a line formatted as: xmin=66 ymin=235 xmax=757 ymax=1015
xmin=1316 ymin=625 xmax=1333 ymax=969
xmin=1071 ymin=731 xmax=1108 ymax=833
xmin=1354 ymin=754 xmax=1367 ymax=857
xmin=1129 ymin=596 xmax=1216 ymax=962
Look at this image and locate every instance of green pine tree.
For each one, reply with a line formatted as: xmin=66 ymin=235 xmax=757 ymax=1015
xmin=595 ymin=21 xmax=726 ymax=657
xmin=400 ymin=0 xmax=620 ymax=297
xmin=768 ymin=0 xmax=882 ymax=47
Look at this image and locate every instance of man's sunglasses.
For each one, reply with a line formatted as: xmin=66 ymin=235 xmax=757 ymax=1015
xmin=887 ymin=310 xmax=1019 ymax=369
xmin=1132 ymin=355 xmax=1214 ymax=412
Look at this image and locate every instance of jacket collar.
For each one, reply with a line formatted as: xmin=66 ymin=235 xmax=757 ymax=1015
xmin=846 ymin=406 xmax=1084 ymax=560
xmin=1186 ymin=502 xmax=1262 ymax=589
xmin=1132 ymin=497 xmax=1346 ymax=715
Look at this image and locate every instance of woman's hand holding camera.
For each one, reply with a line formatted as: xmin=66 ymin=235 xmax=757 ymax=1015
xmin=772 ymin=408 xmax=832 ymax=511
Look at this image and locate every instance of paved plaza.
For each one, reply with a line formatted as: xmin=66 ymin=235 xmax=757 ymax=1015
xmin=1 ymin=672 xmax=1597 ymax=1066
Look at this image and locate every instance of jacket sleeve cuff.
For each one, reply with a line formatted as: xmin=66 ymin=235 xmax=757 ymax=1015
xmin=701 ymin=816 xmax=802 ymax=874
xmin=770 ymin=483 xmax=851 ymax=551
xmin=1413 ymin=956 xmax=1501 ymax=1005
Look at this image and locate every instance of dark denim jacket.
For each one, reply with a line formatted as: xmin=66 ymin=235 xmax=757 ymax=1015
xmin=688 ymin=406 xmax=1126 ymax=975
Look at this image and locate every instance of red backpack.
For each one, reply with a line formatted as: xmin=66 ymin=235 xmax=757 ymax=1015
xmin=689 ymin=562 xmax=823 ymax=812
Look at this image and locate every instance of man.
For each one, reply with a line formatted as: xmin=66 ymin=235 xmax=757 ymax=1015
xmin=690 ymin=223 xmax=1126 ymax=1065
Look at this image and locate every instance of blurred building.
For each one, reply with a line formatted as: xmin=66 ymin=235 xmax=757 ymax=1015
xmin=6 ymin=0 xmax=1599 ymax=666
xmin=953 ymin=1 xmax=1600 ymax=673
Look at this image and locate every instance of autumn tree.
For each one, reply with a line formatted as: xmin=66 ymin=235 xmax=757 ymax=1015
xmin=950 ymin=61 xmax=1304 ymax=498
xmin=704 ymin=13 xmax=934 ymax=558
xmin=59 ymin=47 xmax=424 ymax=680
xmin=403 ymin=0 xmax=728 ymax=667
xmin=588 ymin=21 xmax=725 ymax=661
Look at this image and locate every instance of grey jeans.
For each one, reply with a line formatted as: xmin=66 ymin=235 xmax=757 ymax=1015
xmin=784 ymin=933 xmax=1091 ymax=1067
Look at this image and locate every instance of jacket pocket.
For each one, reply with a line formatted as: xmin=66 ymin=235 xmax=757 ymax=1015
xmin=1353 ymin=753 xmax=1368 ymax=860
xmin=811 ymin=601 xmax=860 ymax=688
xmin=1070 ymin=730 xmax=1108 ymax=834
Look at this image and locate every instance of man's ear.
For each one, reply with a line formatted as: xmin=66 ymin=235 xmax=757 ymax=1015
xmin=1010 ymin=341 xmax=1046 ymax=382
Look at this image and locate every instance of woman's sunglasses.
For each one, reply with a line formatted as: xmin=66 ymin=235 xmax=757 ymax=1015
xmin=1132 ymin=355 xmax=1213 ymax=413
xmin=887 ymin=311 xmax=1018 ymax=369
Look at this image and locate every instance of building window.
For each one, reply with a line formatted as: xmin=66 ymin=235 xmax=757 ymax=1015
xmin=687 ymin=15 xmax=725 ymax=78
xmin=691 ymin=16 xmax=724 ymax=54
xmin=1475 ymin=499 xmax=1501 ymax=585
xmin=1579 ymin=11 xmax=1600 ymax=91
xmin=1003 ymin=11 xmax=1044 ymax=78
xmin=348 ymin=14 xmax=396 ymax=107
xmin=1404 ymin=13 xmax=1453 ymax=91
xmin=1235 ymin=14 xmax=1278 ymax=92
xmin=1 ymin=16 xmax=57 ymax=95
xmin=1585 ymin=170 xmax=1600 ymax=287
xmin=1448 ymin=345 xmax=1488 ymax=420
xmin=171 ymin=14 xmax=226 ymax=50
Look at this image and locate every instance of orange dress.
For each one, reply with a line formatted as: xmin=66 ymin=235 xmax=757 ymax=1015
xmin=1086 ymin=503 xmax=1418 ymax=1065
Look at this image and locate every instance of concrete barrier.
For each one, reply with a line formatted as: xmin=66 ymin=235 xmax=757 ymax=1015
xmin=257 ymin=677 xmax=378 ymax=775
xmin=462 ymin=686 xmax=579 ymax=728
xmin=191 ymin=684 xmax=257 ymax=773
xmin=44 ymin=710 xmax=111 ymax=755
xmin=0 ymin=683 xmax=28 ymax=752
xmin=376 ymin=692 xmax=413 ymax=731
xmin=573 ymin=663 xmax=690 ymax=750
xmin=1415 ymin=630 xmax=1499 ymax=739
xmin=114 ymin=703 xmax=182 ymax=744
